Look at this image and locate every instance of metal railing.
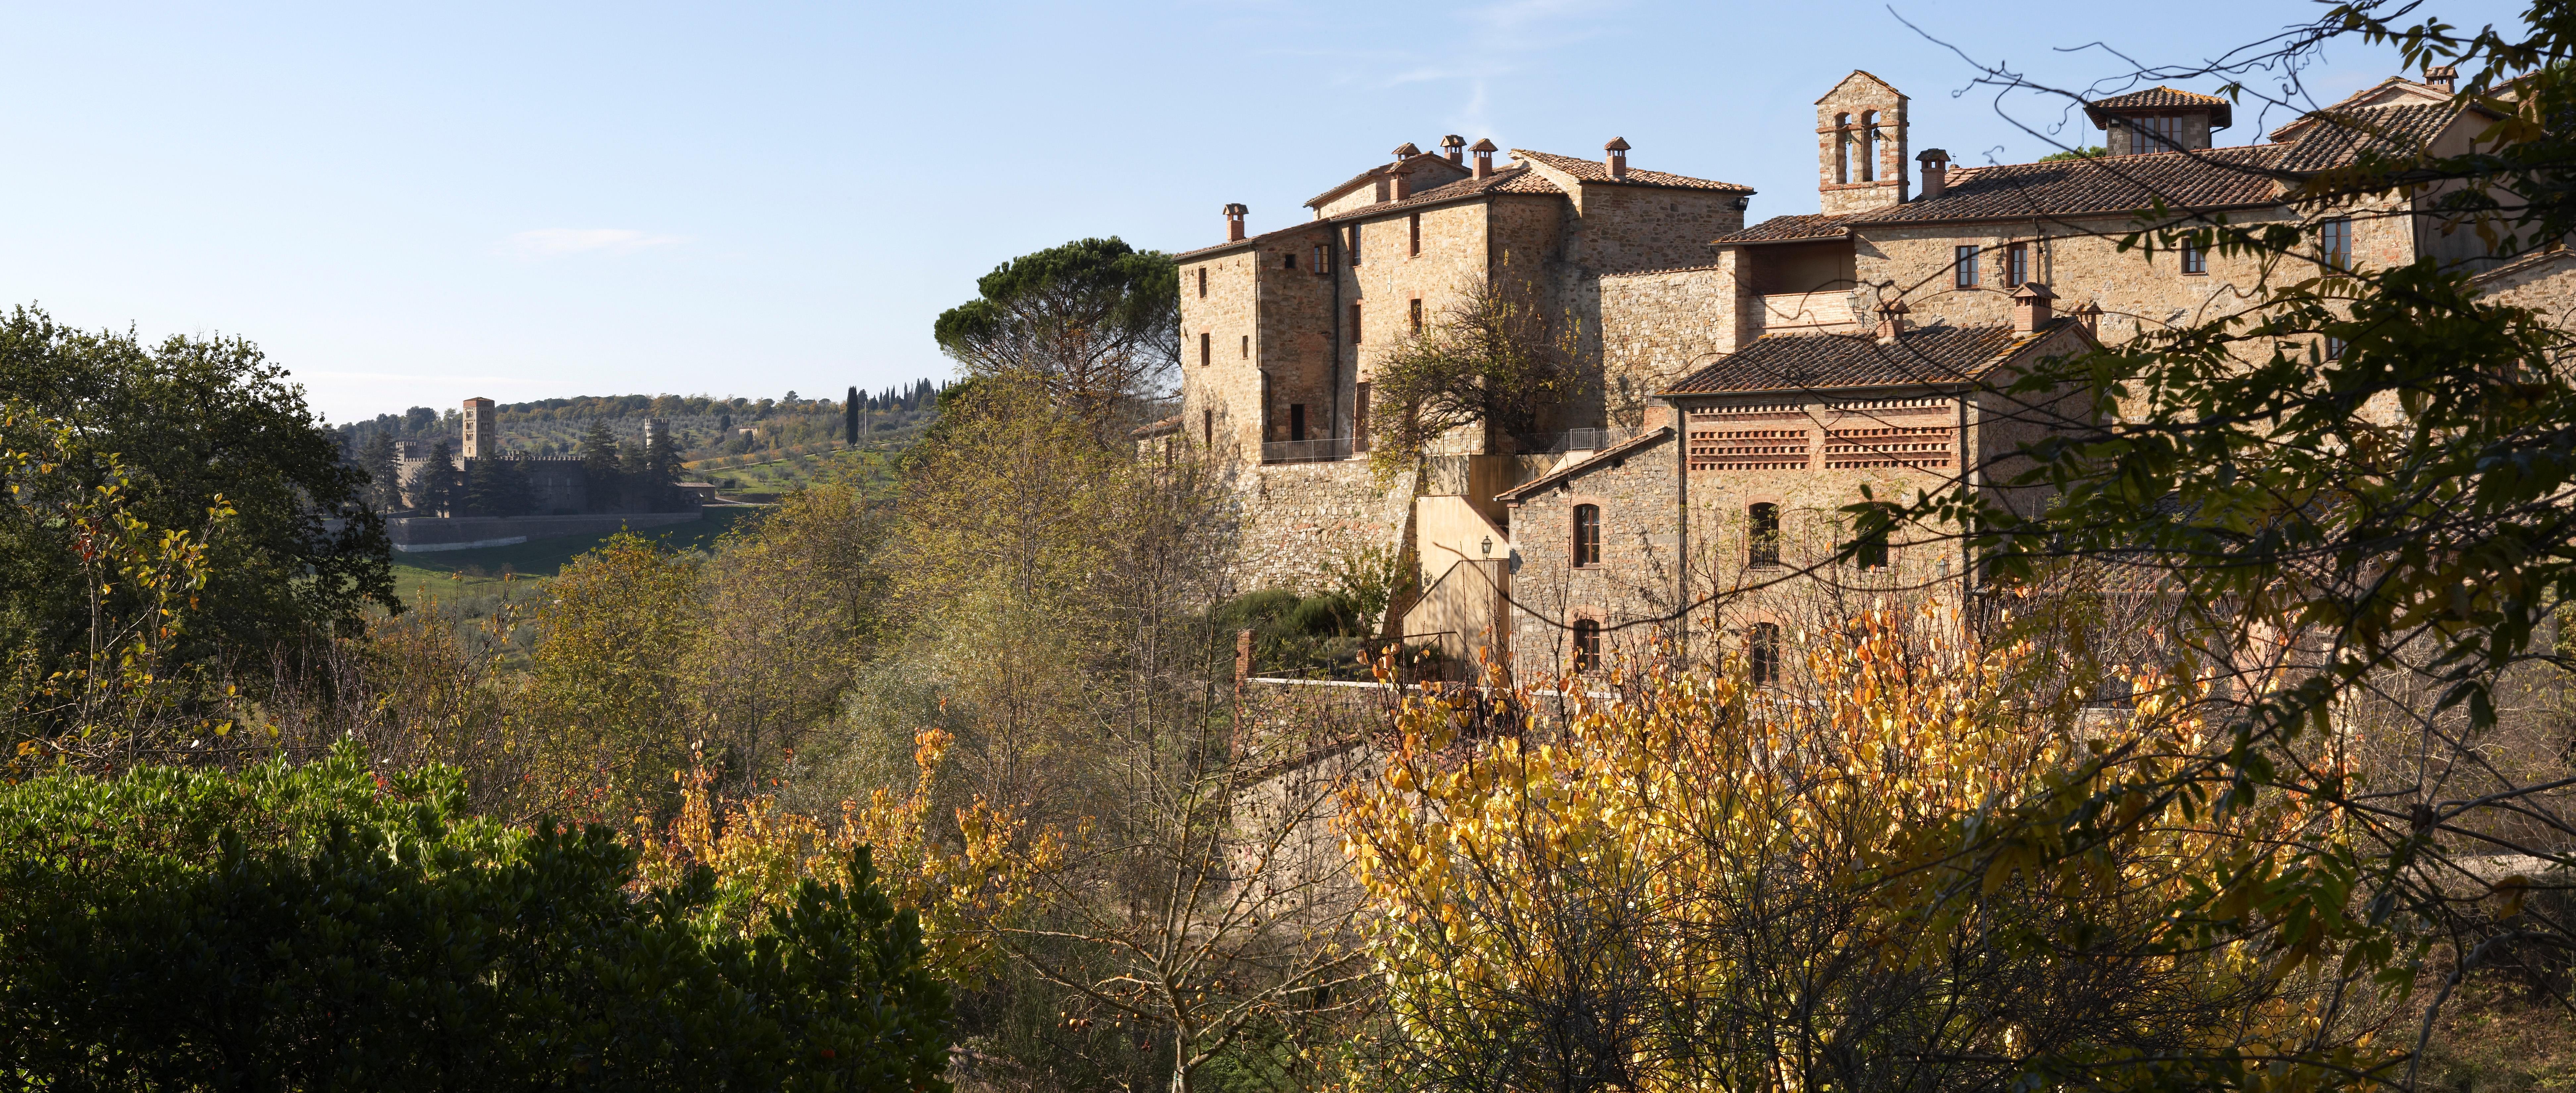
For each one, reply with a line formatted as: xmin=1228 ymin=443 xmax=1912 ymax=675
xmin=1511 ymin=427 xmax=1639 ymax=456
xmin=1260 ymin=437 xmax=1361 ymax=464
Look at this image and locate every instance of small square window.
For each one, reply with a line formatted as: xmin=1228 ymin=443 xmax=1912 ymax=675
xmin=2181 ymin=237 xmax=2206 ymax=275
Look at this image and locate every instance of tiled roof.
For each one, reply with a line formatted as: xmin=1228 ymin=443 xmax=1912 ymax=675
xmin=1303 ymin=152 xmax=1468 ymax=209
xmin=1130 ymin=415 xmax=1181 ymax=440
xmin=1715 ymin=212 xmax=1860 ymax=244
xmin=1659 ymin=322 xmax=2073 ymax=395
xmin=1172 ymin=220 xmax=1330 ymax=261
xmin=1511 ymin=148 xmax=1754 ymax=192
xmin=1853 ymin=144 xmax=2287 ymax=225
xmin=1174 ymin=165 xmax=1563 ymax=260
xmin=2271 ymin=102 xmax=2464 ymax=171
xmin=2087 ymin=86 xmax=2235 ymax=128
xmin=1493 ymin=427 xmax=1674 ymax=504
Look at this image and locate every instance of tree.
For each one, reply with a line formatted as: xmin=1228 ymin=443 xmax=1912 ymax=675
xmin=357 ymin=432 xmax=401 ymax=513
xmin=933 ymin=237 xmax=1179 ymax=423
xmin=0 ymin=744 xmax=954 ymax=1090
xmin=1368 ymin=278 xmax=1585 ymax=472
xmin=0 ymin=306 xmax=395 ymax=657
xmin=579 ymin=420 xmax=622 ymax=513
xmin=464 ymin=457 xmax=533 ymax=518
xmin=521 ymin=532 xmax=700 ymax=820
xmin=1342 ymin=611 xmax=2358 ymax=1093
xmin=847 ymin=385 xmax=861 ymax=444
xmin=406 ymin=440 xmax=459 ymax=518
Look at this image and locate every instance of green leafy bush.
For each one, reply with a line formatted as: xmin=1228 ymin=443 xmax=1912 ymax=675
xmin=0 ymin=744 xmax=952 ymax=1090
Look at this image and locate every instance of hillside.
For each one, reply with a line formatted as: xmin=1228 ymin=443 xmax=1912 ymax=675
xmin=334 ymin=380 xmax=947 ymax=467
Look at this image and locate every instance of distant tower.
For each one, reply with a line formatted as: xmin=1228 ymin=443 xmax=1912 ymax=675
xmin=461 ymin=397 xmax=496 ymax=459
xmin=1816 ymin=71 xmax=1909 ymax=214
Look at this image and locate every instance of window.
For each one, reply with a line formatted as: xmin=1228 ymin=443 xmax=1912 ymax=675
xmin=1409 ymin=213 xmax=1421 ymax=256
xmin=1197 ymin=268 xmax=1207 ymax=298
xmin=1954 ymin=245 xmax=1979 ymax=288
xmin=1410 ymin=298 xmax=1423 ymax=335
xmin=1199 ymin=332 xmax=1210 ymax=367
xmin=1749 ymin=622 xmax=1780 ymax=685
xmin=1354 ymin=382 xmax=1371 ymax=451
xmin=2324 ymin=334 xmax=2347 ymax=360
xmin=1313 ymin=245 xmax=1328 ymax=273
xmin=2131 ymin=114 xmax=2187 ymax=152
xmin=1573 ymin=504 xmax=1603 ymax=566
xmin=1858 ymin=111 xmax=1878 ymax=182
xmin=1350 ymin=302 xmax=1362 ymax=344
xmin=1241 ymin=334 xmax=1249 ymax=359
xmin=1833 ymin=113 xmax=1851 ymax=183
xmin=2181 ymin=236 xmax=2206 ymax=275
xmin=2318 ymin=217 xmax=2352 ymax=271
xmin=2005 ymin=242 xmax=2029 ymax=287
xmin=1573 ymin=618 xmax=1603 ymax=672
xmin=1285 ymin=251 xmax=1297 ymax=270
xmin=1850 ymin=525 xmax=1889 ymax=570
xmin=1348 ymin=225 xmax=1363 ymax=266
xmin=1748 ymin=503 xmax=1780 ymax=568
xmin=1203 ymin=408 xmax=1213 ymax=447
xmin=1290 ymin=404 xmax=1307 ymax=441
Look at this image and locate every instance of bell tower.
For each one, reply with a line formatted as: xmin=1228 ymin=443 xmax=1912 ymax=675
xmin=461 ymin=397 xmax=496 ymax=459
xmin=1816 ymin=71 xmax=1908 ymax=214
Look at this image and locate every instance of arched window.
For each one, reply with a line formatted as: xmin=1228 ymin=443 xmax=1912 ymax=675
xmin=1748 ymin=503 xmax=1780 ymax=568
xmin=1858 ymin=111 xmax=1878 ymax=182
xmin=1749 ymin=622 xmax=1780 ymax=685
xmin=1573 ymin=504 xmax=1603 ymax=566
xmin=1833 ymin=113 xmax=1852 ymax=183
xmin=1573 ymin=617 xmax=1603 ymax=672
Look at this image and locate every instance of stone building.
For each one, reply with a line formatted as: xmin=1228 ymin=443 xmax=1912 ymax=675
xmin=1175 ymin=66 xmax=2566 ymax=678
xmin=392 ymin=397 xmax=692 ymax=516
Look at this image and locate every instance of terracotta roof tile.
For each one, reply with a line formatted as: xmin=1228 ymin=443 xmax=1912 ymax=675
xmin=1660 ymin=322 xmax=2071 ymax=395
xmin=2271 ymin=102 xmax=2464 ymax=171
xmin=2087 ymin=86 xmax=2234 ymax=128
xmin=1852 ymin=144 xmax=2287 ymax=225
xmin=1302 ymin=152 xmax=1468 ymax=209
xmin=1716 ymin=212 xmax=1860 ymax=244
xmin=1511 ymin=148 xmax=1754 ymax=192
xmin=1493 ymin=427 xmax=1674 ymax=503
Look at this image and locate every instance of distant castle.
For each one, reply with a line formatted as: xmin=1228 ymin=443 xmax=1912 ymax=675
xmin=393 ymin=397 xmax=696 ymax=515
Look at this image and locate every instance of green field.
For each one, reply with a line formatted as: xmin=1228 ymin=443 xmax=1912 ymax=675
xmin=387 ymin=507 xmax=764 ymax=614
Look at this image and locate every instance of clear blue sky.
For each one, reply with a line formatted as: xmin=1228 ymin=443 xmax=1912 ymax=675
xmin=0 ymin=0 xmax=2519 ymax=423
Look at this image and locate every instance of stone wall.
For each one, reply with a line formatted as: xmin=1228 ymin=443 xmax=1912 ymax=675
xmin=1502 ymin=430 xmax=1683 ymax=679
xmin=1599 ymin=265 xmax=1736 ymax=424
xmin=1223 ymin=458 xmax=1417 ymax=595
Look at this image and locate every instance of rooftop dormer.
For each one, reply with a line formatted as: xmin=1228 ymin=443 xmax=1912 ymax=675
xmin=2086 ymin=87 xmax=2232 ymax=154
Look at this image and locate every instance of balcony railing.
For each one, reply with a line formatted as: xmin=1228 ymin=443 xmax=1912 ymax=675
xmin=1512 ymin=427 xmax=1639 ymax=456
xmin=1261 ymin=437 xmax=1360 ymax=464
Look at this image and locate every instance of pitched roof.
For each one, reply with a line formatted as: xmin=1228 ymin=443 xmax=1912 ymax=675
xmin=2087 ymin=86 xmax=2234 ymax=129
xmin=1659 ymin=321 xmax=2085 ymax=395
xmin=2270 ymin=102 xmax=2467 ymax=171
xmin=1715 ymin=211 xmax=1861 ymax=244
xmin=1493 ymin=427 xmax=1674 ymax=504
xmin=1303 ymin=152 xmax=1469 ymax=209
xmin=1172 ymin=165 xmax=1565 ymax=260
xmin=2271 ymin=76 xmax=2461 ymax=139
xmin=1855 ymin=144 xmax=2286 ymax=225
xmin=1511 ymin=148 xmax=1754 ymax=192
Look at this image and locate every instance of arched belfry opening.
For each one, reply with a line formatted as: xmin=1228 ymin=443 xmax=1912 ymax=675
xmin=1816 ymin=71 xmax=1908 ymax=213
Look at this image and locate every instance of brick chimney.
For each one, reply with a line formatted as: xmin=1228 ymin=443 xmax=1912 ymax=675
xmin=2011 ymin=281 xmax=2057 ymax=333
xmin=1604 ymin=136 xmax=1630 ymax=179
xmin=2071 ymin=299 xmax=2102 ymax=337
xmin=1470 ymin=137 xmax=1498 ymax=179
xmin=1916 ymin=148 xmax=1949 ymax=200
xmin=1441 ymin=134 xmax=1466 ymax=164
xmin=1223 ymin=203 xmax=1248 ymax=242
xmin=2425 ymin=64 xmax=2458 ymax=93
xmin=1391 ymin=143 xmax=1420 ymax=200
xmin=1874 ymin=299 xmax=1910 ymax=342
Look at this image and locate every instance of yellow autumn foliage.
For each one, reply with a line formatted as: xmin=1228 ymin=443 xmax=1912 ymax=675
xmin=1340 ymin=605 xmax=2390 ymax=1093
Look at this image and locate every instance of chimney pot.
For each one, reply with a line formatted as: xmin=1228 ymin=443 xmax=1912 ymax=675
xmin=1392 ymin=142 xmax=1421 ymax=161
xmin=2011 ymin=281 xmax=2057 ymax=333
xmin=1441 ymin=134 xmax=1466 ymax=164
xmin=2425 ymin=64 xmax=2458 ymax=93
xmin=1604 ymin=136 xmax=1631 ymax=179
xmin=1915 ymin=148 xmax=1950 ymax=200
xmin=2071 ymin=299 xmax=2103 ymax=337
xmin=1875 ymin=299 xmax=1911 ymax=341
xmin=1223 ymin=203 xmax=1248 ymax=242
xmin=1470 ymin=137 xmax=1498 ymax=179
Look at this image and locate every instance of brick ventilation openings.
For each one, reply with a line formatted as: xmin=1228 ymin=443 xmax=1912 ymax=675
xmin=1821 ymin=397 xmax=1955 ymax=470
xmin=1688 ymin=406 xmax=1812 ymax=471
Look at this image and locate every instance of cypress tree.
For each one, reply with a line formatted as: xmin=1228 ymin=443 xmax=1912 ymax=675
xmin=846 ymin=386 xmax=859 ymax=444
